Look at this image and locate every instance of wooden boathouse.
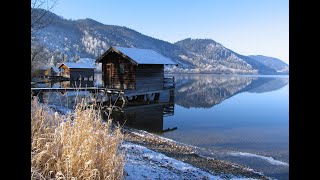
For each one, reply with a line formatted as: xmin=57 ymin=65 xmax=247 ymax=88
xmin=31 ymin=47 xmax=177 ymax=108
xmin=96 ymin=46 xmax=177 ymax=91
xmin=58 ymin=62 xmax=95 ymax=81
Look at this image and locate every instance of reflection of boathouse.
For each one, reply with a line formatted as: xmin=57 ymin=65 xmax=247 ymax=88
xmin=107 ymin=101 xmax=176 ymax=133
xmin=96 ymin=46 xmax=177 ymax=90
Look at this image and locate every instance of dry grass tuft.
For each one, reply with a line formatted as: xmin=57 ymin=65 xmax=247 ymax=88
xmin=31 ymin=98 xmax=125 ymax=179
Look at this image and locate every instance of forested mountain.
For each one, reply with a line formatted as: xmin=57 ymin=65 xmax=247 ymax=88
xmin=32 ymin=9 xmax=288 ymax=74
xmin=248 ymin=55 xmax=289 ymax=74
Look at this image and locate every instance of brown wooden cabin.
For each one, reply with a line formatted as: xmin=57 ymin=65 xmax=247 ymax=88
xmin=58 ymin=62 xmax=95 ymax=81
xmin=96 ymin=47 xmax=177 ymax=91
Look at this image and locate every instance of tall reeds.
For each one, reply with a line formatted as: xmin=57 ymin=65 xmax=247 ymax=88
xmin=31 ymin=97 xmax=125 ymax=179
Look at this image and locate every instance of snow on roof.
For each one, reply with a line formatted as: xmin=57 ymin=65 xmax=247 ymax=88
xmin=59 ymin=62 xmax=95 ymax=69
xmin=51 ymin=66 xmax=59 ymax=72
xmin=112 ymin=47 xmax=177 ymax=65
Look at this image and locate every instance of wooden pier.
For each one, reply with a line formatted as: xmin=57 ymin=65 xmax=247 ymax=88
xmin=31 ymin=86 xmax=174 ymax=96
xmin=31 ymin=86 xmax=175 ymax=108
xmin=31 ymin=87 xmax=112 ymax=95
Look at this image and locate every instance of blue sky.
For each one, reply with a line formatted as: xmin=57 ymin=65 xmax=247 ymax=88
xmin=53 ymin=0 xmax=289 ymax=64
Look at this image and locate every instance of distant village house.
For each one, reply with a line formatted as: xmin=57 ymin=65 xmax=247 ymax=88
xmin=44 ymin=66 xmax=60 ymax=77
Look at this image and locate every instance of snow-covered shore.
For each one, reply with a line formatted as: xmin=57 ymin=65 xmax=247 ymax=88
xmin=41 ymin=103 xmax=271 ymax=179
xmin=122 ymin=142 xmax=266 ymax=180
xmin=122 ymin=142 xmax=224 ymax=180
xmin=122 ymin=128 xmax=270 ymax=180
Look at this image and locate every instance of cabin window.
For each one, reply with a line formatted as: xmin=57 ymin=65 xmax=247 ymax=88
xmin=120 ymin=64 xmax=125 ymax=74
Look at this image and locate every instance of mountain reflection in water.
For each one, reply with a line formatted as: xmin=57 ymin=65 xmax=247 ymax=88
xmin=174 ymin=74 xmax=288 ymax=108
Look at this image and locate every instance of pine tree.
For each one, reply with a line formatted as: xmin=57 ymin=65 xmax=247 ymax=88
xmin=72 ymin=54 xmax=80 ymax=62
xmin=49 ymin=55 xmax=57 ymax=66
xmin=62 ymin=54 xmax=69 ymax=62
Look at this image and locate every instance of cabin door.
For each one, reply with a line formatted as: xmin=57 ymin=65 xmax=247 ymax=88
xmin=106 ymin=64 xmax=113 ymax=88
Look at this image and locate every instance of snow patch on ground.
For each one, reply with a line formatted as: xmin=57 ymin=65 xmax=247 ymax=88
xmin=131 ymin=131 xmax=145 ymax=137
xmin=122 ymin=142 xmax=224 ymax=180
xmin=130 ymin=129 xmax=198 ymax=149
xmin=122 ymin=142 xmax=258 ymax=180
xmin=229 ymin=152 xmax=289 ymax=166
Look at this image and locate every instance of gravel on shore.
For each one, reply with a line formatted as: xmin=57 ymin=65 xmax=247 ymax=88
xmin=122 ymin=127 xmax=271 ymax=179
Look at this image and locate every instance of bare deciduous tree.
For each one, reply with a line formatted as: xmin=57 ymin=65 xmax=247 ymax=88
xmin=31 ymin=42 xmax=50 ymax=72
xmin=31 ymin=0 xmax=58 ymax=37
xmin=31 ymin=0 xmax=58 ymax=74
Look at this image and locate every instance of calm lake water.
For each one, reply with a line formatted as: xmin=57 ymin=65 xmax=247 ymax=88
xmin=35 ymin=73 xmax=289 ymax=179
xmin=161 ymin=74 xmax=289 ymax=180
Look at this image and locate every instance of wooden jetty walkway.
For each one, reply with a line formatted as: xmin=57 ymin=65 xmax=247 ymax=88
xmin=31 ymin=86 xmax=174 ymax=96
xmin=31 ymin=87 xmax=114 ymax=94
xmin=31 ymin=86 xmax=175 ymax=108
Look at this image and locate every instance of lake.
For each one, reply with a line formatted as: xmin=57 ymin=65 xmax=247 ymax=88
xmin=35 ymin=73 xmax=289 ymax=179
xmin=161 ymin=74 xmax=289 ymax=179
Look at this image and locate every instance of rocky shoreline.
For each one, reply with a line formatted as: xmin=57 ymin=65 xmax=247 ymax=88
xmin=122 ymin=127 xmax=271 ymax=179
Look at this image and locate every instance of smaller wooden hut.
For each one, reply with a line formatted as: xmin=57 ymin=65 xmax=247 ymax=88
xmin=96 ymin=47 xmax=177 ymax=91
xmin=58 ymin=62 xmax=95 ymax=81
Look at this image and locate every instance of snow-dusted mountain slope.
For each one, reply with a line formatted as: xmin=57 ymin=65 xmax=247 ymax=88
xmin=32 ymin=9 xmax=288 ymax=74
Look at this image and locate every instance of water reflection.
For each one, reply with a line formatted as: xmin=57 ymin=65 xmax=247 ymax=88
xmin=164 ymin=74 xmax=289 ymax=180
xmin=106 ymin=74 xmax=288 ymax=137
xmin=174 ymin=74 xmax=288 ymax=108
xmin=37 ymin=74 xmax=289 ymax=131
xmin=105 ymin=103 xmax=177 ymax=133
xmin=36 ymin=74 xmax=289 ymax=179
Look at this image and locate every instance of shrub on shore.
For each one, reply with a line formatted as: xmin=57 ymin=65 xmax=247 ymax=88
xmin=31 ymin=98 xmax=125 ymax=179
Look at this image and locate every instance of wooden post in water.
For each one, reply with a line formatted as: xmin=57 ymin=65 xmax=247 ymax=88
xmin=121 ymin=96 xmax=128 ymax=108
xmin=38 ymin=92 xmax=44 ymax=102
xmin=146 ymin=94 xmax=150 ymax=104
xmin=169 ymin=90 xmax=174 ymax=103
xmin=137 ymin=95 xmax=145 ymax=101
xmin=154 ymin=93 xmax=160 ymax=102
